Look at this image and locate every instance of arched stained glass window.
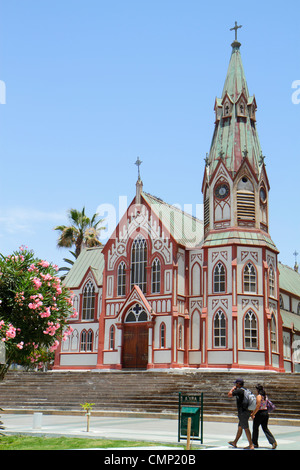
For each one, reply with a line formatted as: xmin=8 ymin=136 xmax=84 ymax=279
xmin=131 ymin=238 xmax=147 ymax=293
xmin=152 ymin=258 xmax=161 ymax=294
xmin=214 ymin=310 xmax=226 ymax=348
xmin=213 ymin=262 xmax=226 ymax=293
xmin=160 ymin=323 xmax=166 ymax=349
xmin=125 ymin=304 xmax=148 ymax=322
xmin=117 ymin=262 xmax=126 ymax=296
xmin=244 ymin=263 xmax=256 ymax=293
xmin=269 ymin=267 xmax=275 ymax=297
xmin=80 ymin=329 xmax=93 ymax=352
xmin=244 ymin=310 xmax=258 ymax=349
xmin=82 ymin=280 xmax=95 ymax=320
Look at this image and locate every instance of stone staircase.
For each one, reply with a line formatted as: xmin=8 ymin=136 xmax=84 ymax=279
xmin=0 ymin=370 xmax=300 ymax=420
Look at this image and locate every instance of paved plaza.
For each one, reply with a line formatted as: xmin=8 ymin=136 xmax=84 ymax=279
xmin=1 ymin=413 xmax=299 ymax=450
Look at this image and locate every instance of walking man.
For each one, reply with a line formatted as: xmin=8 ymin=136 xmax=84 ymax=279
xmin=228 ymin=378 xmax=254 ymax=449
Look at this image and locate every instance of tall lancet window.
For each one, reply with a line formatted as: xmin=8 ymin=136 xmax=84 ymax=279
xmin=131 ymin=237 xmax=147 ymax=293
xmin=269 ymin=267 xmax=275 ymax=297
xmin=214 ymin=310 xmax=226 ymax=348
xmin=151 ymin=258 xmax=161 ymax=294
xmin=213 ymin=262 xmax=226 ymax=293
xmin=82 ymin=280 xmax=95 ymax=320
xmin=117 ymin=261 xmax=126 ymax=296
xmin=243 ymin=262 xmax=256 ymax=293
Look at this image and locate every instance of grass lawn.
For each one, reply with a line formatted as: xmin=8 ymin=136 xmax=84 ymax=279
xmin=0 ymin=435 xmax=171 ymax=450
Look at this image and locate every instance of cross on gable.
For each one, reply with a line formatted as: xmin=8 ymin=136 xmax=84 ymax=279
xmin=135 ymin=156 xmax=142 ymax=180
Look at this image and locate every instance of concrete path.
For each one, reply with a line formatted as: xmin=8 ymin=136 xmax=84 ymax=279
xmin=1 ymin=413 xmax=300 ymax=450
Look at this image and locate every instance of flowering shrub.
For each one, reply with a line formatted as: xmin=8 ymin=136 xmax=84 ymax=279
xmin=0 ymin=246 xmax=76 ymax=378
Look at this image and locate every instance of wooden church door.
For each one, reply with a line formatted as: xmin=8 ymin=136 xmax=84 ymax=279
xmin=122 ymin=304 xmax=149 ymax=369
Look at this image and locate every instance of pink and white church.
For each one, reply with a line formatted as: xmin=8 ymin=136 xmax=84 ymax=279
xmin=54 ymin=33 xmax=300 ymax=373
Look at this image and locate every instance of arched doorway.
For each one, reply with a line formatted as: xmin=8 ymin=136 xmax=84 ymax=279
xmin=122 ymin=303 xmax=148 ymax=369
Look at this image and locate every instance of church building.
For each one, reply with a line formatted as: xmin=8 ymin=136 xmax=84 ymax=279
xmin=54 ymin=28 xmax=300 ymax=373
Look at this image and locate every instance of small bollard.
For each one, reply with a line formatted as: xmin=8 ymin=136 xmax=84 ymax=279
xmin=32 ymin=412 xmax=43 ymax=430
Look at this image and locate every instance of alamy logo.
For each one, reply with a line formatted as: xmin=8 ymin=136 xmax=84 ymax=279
xmin=292 ymin=80 xmax=300 ymax=104
xmin=292 ymin=339 xmax=300 ymax=364
xmin=0 ymin=80 xmax=6 ymax=104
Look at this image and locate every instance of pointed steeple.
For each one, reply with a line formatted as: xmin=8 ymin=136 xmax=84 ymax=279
xmin=207 ymin=32 xmax=262 ymax=180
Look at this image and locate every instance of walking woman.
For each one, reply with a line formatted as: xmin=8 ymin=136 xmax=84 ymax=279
xmin=251 ymin=384 xmax=277 ymax=449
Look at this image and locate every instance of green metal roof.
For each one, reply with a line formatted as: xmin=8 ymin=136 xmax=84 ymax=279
xmin=64 ymin=247 xmax=104 ymax=288
xmin=279 ymin=263 xmax=300 ymax=298
xmin=202 ymin=230 xmax=278 ymax=251
xmin=280 ymin=309 xmax=300 ymax=332
xmin=142 ymin=192 xmax=204 ymax=248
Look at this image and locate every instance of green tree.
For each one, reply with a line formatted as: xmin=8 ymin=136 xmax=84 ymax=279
xmin=0 ymin=246 xmax=75 ymax=379
xmin=54 ymin=207 xmax=105 ymax=258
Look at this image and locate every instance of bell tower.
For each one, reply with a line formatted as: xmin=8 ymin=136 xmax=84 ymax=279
xmin=199 ymin=24 xmax=284 ymax=372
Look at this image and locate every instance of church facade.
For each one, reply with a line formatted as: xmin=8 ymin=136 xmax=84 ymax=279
xmin=54 ymin=34 xmax=300 ymax=373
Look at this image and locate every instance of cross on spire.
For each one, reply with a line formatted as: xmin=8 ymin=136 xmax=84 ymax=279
xmin=135 ymin=156 xmax=142 ymax=180
xmin=230 ymin=21 xmax=242 ymax=42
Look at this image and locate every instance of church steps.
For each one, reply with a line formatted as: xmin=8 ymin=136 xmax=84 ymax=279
xmin=1 ymin=371 xmax=299 ymax=420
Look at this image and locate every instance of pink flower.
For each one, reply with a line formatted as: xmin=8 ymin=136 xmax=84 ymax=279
xmin=39 ymin=260 xmax=50 ymax=268
xmin=6 ymin=324 xmax=16 ymax=339
xmin=32 ymin=277 xmax=42 ymax=289
xmin=40 ymin=307 xmax=51 ymax=318
xmin=49 ymin=340 xmax=59 ymax=352
xmin=17 ymin=342 xmax=24 ymax=349
xmin=28 ymin=264 xmax=37 ymax=273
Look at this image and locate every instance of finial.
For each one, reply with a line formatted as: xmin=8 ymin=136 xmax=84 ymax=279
xmin=219 ymin=148 xmax=225 ymax=159
xmin=135 ymin=156 xmax=142 ymax=181
xmin=135 ymin=157 xmax=143 ymax=204
xmin=259 ymin=153 xmax=266 ymax=166
xmin=294 ymin=250 xmax=299 ymax=272
xmin=242 ymin=146 xmax=248 ymax=158
xmin=204 ymin=152 xmax=210 ymax=167
xmin=230 ymin=21 xmax=242 ymax=49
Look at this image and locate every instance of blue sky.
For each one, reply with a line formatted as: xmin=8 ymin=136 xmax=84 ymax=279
xmin=0 ymin=0 xmax=299 ymax=269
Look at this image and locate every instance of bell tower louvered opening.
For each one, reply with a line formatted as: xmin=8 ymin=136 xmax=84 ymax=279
xmin=236 ymin=176 xmax=255 ymax=226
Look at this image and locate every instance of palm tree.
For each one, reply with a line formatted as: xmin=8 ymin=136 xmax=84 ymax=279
xmin=54 ymin=207 xmax=105 ymax=258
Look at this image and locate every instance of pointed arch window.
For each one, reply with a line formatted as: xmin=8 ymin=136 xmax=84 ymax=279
xmin=117 ymin=262 xmax=126 ymax=296
xmin=178 ymin=324 xmax=184 ymax=349
xmin=269 ymin=267 xmax=275 ymax=297
xmin=125 ymin=304 xmax=148 ymax=322
xmin=213 ymin=262 xmax=226 ymax=293
xmin=160 ymin=323 xmax=166 ymax=349
xmin=244 ymin=310 xmax=258 ymax=349
xmin=214 ymin=310 xmax=226 ymax=348
xmin=82 ymin=280 xmax=95 ymax=320
xmin=243 ymin=262 xmax=256 ymax=293
xmin=109 ymin=325 xmax=115 ymax=350
xmin=80 ymin=329 xmax=93 ymax=352
xmin=131 ymin=238 xmax=147 ymax=293
xmin=271 ymin=314 xmax=277 ymax=352
xmin=151 ymin=258 xmax=161 ymax=294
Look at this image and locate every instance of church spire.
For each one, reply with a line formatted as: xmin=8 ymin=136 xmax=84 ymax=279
xmin=202 ymin=26 xmax=273 ymax=239
xmin=207 ymin=25 xmax=262 ymax=179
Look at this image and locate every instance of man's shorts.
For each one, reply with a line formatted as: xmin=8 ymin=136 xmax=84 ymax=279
xmin=238 ymin=409 xmax=251 ymax=429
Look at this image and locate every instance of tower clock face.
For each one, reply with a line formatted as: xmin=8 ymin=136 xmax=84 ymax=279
xmin=215 ymin=183 xmax=229 ymax=199
xmin=260 ymin=187 xmax=267 ymax=203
